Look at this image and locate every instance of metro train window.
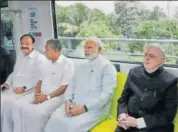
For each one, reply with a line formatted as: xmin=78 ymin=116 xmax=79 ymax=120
xmin=54 ymin=1 xmax=178 ymax=65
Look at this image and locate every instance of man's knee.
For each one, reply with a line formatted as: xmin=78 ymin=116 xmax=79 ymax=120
xmin=2 ymin=97 xmax=14 ymax=111
xmin=68 ymin=122 xmax=81 ymax=132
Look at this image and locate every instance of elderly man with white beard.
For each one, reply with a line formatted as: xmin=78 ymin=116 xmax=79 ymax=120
xmin=44 ymin=38 xmax=117 ymax=132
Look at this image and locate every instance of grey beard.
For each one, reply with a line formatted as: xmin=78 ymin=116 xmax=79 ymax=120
xmin=144 ymin=64 xmax=161 ymax=73
xmin=85 ymin=53 xmax=98 ymax=60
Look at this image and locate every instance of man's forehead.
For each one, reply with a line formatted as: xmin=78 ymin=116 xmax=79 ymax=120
xmin=21 ymin=36 xmax=32 ymax=41
xmin=145 ymin=47 xmax=161 ymax=52
xmin=85 ymin=40 xmax=98 ymax=47
xmin=144 ymin=47 xmax=161 ymax=55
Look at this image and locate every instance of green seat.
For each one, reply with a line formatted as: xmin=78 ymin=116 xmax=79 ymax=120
xmin=90 ymin=72 xmax=127 ymax=132
xmin=174 ymin=111 xmax=178 ymax=132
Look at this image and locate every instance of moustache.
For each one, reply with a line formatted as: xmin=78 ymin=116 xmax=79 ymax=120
xmin=21 ymin=47 xmax=29 ymax=49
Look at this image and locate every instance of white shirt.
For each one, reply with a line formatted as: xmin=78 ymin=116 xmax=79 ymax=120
xmin=5 ymin=50 xmax=46 ymax=90
xmin=40 ymin=55 xmax=74 ymax=95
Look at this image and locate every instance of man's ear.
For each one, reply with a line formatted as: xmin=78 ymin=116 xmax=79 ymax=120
xmin=98 ymin=47 xmax=102 ymax=53
xmin=161 ymin=56 xmax=165 ymax=64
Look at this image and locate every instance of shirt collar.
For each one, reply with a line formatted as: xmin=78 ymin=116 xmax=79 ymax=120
xmin=24 ymin=49 xmax=36 ymax=59
xmin=53 ymin=54 xmax=64 ymax=64
xmin=142 ymin=64 xmax=164 ymax=77
xmin=88 ymin=54 xmax=100 ymax=63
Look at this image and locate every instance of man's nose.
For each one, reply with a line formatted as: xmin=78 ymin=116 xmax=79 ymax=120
xmin=84 ymin=49 xmax=88 ymax=52
xmin=145 ymin=56 xmax=150 ymax=61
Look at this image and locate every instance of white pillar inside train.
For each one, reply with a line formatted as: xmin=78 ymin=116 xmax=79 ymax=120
xmin=8 ymin=1 xmax=54 ymax=56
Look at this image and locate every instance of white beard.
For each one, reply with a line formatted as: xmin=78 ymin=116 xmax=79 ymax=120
xmin=85 ymin=53 xmax=98 ymax=60
xmin=144 ymin=64 xmax=161 ymax=73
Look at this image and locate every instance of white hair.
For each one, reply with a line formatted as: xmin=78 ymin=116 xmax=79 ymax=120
xmin=85 ymin=37 xmax=103 ymax=47
xmin=144 ymin=43 xmax=165 ymax=58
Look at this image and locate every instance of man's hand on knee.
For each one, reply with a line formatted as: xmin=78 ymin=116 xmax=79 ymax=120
xmin=0 ymin=83 xmax=9 ymax=89
xmin=69 ymin=105 xmax=86 ymax=116
xmin=65 ymin=100 xmax=74 ymax=117
xmin=34 ymin=93 xmax=48 ymax=103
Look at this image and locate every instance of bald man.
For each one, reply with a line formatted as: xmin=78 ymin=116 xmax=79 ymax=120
xmin=44 ymin=38 xmax=117 ymax=132
xmin=0 ymin=34 xmax=46 ymax=118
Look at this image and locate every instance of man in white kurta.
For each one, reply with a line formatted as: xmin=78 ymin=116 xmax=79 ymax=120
xmin=2 ymin=39 xmax=74 ymax=132
xmin=45 ymin=38 xmax=117 ymax=132
xmin=1 ymin=34 xmax=45 ymax=119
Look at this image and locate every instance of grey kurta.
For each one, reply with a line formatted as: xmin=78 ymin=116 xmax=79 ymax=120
xmin=45 ymin=55 xmax=117 ymax=132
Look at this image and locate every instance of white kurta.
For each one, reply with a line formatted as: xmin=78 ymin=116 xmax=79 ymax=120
xmin=3 ymin=50 xmax=46 ymax=92
xmin=1 ymin=49 xmax=46 ymax=100
xmin=1 ymin=50 xmax=46 ymax=129
xmin=2 ymin=55 xmax=74 ymax=132
xmin=45 ymin=55 xmax=117 ymax=132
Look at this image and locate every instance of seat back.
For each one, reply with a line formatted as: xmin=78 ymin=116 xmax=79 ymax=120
xmin=110 ymin=72 xmax=128 ymax=118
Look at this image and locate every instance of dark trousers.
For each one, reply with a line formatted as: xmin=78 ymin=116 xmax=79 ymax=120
xmin=114 ymin=125 xmax=174 ymax=132
xmin=114 ymin=127 xmax=139 ymax=132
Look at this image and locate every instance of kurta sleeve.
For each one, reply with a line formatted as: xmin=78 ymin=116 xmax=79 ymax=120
xmin=61 ymin=60 xmax=74 ymax=86
xmin=86 ymin=64 xmax=117 ymax=111
xmin=143 ymin=78 xmax=178 ymax=129
xmin=117 ymin=70 xmax=133 ymax=117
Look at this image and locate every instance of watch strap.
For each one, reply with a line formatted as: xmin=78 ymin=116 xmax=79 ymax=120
xmin=83 ymin=105 xmax=88 ymax=112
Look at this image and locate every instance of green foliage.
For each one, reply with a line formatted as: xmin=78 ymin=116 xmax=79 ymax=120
xmin=1 ymin=2 xmax=178 ymax=64
xmin=133 ymin=20 xmax=174 ymax=39
xmin=55 ymin=2 xmax=178 ymax=64
xmin=55 ymin=3 xmax=90 ymax=37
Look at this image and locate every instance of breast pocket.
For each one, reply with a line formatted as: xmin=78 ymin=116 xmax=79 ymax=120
xmin=90 ymin=70 xmax=102 ymax=91
xmin=51 ymin=70 xmax=63 ymax=86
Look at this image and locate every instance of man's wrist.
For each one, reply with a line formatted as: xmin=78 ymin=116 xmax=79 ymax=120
xmin=47 ymin=94 xmax=51 ymax=100
xmin=136 ymin=117 xmax=146 ymax=129
xmin=22 ymin=86 xmax=27 ymax=91
xmin=4 ymin=82 xmax=9 ymax=87
xmin=119 ymin=113 xmax=127 ymax=118
xmin=83 ymin=105 xmax=88 ymax=112
xmin=4 ymin=83 xmax=9 ymax=87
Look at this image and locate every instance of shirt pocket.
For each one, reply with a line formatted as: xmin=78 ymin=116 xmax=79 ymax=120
xmin=90 ymin=70 xmax=102 ymax=91
xmin=50 ymin=70 xmax=63 ymax=87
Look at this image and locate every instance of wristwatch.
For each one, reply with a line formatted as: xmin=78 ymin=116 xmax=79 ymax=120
xmin=47 ymin=95 xmax=51 ymax=100
xmin=83 ymin=105 xmax=88 ymax=112
xmin=23 ymin=86 xmax=27 ymax=90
